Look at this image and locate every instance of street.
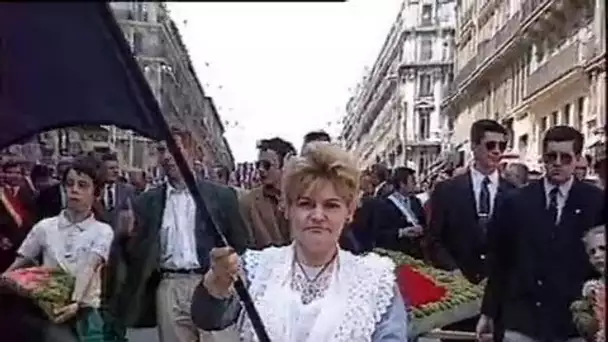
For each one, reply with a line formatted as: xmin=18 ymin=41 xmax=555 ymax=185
xmin=127 ymin=328 xmax=158 ymax=342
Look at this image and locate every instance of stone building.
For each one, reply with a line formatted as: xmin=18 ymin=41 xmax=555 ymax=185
xmin=442 ymin=0 xmax=604 ymax=171
xmin=3 ymin=2 xmax=234 ymax=172
xmin=340 ymin=0 xmax=456 ymax=178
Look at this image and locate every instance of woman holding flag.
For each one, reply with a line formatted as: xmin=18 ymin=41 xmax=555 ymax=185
xmin=191 ymin=142 xmax=408 ymax=342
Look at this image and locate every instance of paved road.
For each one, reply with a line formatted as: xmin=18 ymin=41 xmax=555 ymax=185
xmin=127 ymin=328 xmax=159 ymax=342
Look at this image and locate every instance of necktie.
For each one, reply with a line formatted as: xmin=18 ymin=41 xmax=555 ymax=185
xmin=106 ymin=185 xmax=114 ymax=210
xmin=548 ymin=187 xmax=560 ymax=224
xmin=478 ymin=177 xmax=491 ymax=232
xmin=478 ymin=176 xmax=491 ymax=216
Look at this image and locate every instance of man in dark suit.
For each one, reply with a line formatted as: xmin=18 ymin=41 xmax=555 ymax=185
xmin=477 ymin=126 xmax=605 ymax=342
xmin=342 ymin=194 xmax=382 ymax=253
xmin=97 ymin=152 xmax=136 ymax=342
xmin=375 ymin=166 xmax=426 ymax=259
xmin=35 ymin=181 xmax=65 ymax=222
xmin=371 ymin=163 xmax=393 ymax=198
xmin=427 ymin=119 xmax=515 ymax=337
xmin=111 ymin=152 xmax=249 ymax=342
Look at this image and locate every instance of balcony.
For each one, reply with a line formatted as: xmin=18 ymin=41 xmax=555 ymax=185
xmin=453 ymin=56 xmax=477 ymax=87
xmin=526 ymin=41 xmax=581 ymax=97
xmin=459 ymin=6 xmax=474 ymax=31
xmin=477 ymin=12 xmax=522 ymax=65
xmin=521 ymin=0 xmax=550 ymax=22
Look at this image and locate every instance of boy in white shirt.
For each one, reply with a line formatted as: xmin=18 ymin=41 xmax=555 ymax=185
xmin=5 ymin=155 xmax=114 ymax=342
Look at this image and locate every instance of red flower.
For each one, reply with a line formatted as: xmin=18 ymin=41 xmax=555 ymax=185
xmin=396 ymin=264 xmax=447 ymax=307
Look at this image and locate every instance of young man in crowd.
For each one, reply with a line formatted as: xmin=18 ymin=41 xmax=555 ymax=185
xmin=375 ymin=166 xmax=426 ymax=259
xmin=478 ymin=126 xmax=605 ymax=342
xmin=370 ymin=163 xmax=393 ymax=198
xmin=301 ymin=130 xmax=331 ymax=155
xmin=427 ymin=119 xmax=516 ymax=340
xmin=239 ymin=137 xmax=296 ymax=248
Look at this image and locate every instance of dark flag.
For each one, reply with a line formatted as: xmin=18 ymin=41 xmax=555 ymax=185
xmin=0 ymin=3 xmax=161 ymax=147
xmin=0 ymin=3 xmax=271 ymax=341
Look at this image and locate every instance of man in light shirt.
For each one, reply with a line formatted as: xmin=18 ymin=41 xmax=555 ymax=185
xmin=114 ymin=143 xmax=249 ymax=342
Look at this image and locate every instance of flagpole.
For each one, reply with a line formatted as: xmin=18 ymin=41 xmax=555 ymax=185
xmin=99 ymin=4 xmax=271 ymax=341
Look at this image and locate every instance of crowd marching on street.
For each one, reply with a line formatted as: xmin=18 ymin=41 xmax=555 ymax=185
xmin=0 ymin=119 xmax=605 ymax=342
xmin=0 ymin=1 xmax=606 ymax=342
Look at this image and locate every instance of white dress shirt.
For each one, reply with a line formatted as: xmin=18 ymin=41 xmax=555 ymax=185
xmin=543 ymin=176 xmax=574 ymax=223
xmin=103 ymin=183 xmax=116 ymax=209
xmin=159 ymin=183 xmax=199 ymax=270
xmin=470 ymin=167 xmax=500 ymax=215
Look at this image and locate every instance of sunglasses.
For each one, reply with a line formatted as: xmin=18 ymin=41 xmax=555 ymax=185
xmin=588 ymin=245 xmax=606 ymax=256
xmin=484 ymin=140 xmax=507 ymax=152
xmin=543 ymin=151 xmax=574 ymax=165
xmin=255 ymin=160 xmax=272 ymax=171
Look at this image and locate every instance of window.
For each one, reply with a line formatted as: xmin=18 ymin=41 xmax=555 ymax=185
xmin=420 ymin=37 xmax=433 ymax=61
xmin=562 ymin=103 xmax=571 ymax=125
xmin=418 ymin=153 xmax=427 ymax=174
xmin=139 ymin=3 xmax=149 ymax=22
xmin=421 ymin=4 xmax=433 ymax=26
xmin=518 ymin=134 xmax=529 ymax=154
xmin=502 ymin=118 xmax=514 ymax=148
xmin=550 ymin=111 xmax=558 ymax=126
xmin=418 ymin=74 xmax=432 ymax=96
xmin=540 ymin=116 xmax=548 ymax=134
xmin=576 ymin=97 xmax=584 ymax=130
xmin=441 ymin=40 xmax=450 ymax=61
xmin=132 ymin=30 xmax=143 ymax=54
xmin=587 ymin=119 xmax=597 ymax=132
xmin=418 ymin=109 xmax=431 ymax=140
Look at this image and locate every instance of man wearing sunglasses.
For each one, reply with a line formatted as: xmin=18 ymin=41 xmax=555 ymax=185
xmin=426 ymin=119 xmax=516 ymax=340
xmin=478 ymin=126 xmax=605 ymax=342
xmin=239 ymin=137 xmax=296 ymax=249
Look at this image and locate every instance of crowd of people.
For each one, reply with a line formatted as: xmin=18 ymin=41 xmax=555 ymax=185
xmin=0 ymin=120 xmax=604 ymax=342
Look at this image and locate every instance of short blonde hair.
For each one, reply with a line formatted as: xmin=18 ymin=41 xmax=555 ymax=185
xmin=281 ymin=142 xmax=360 ymax=206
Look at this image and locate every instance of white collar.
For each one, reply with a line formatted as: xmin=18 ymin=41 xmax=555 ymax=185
xmin=57 ymin=210 xmax=95 ymax=231
xmin=543 ymin=176 xmax=574 ymax=198
xmin=470 ymin=166 xmax=500 ymax=185
xmin=166 ymin=181 xmax=188 ymax=196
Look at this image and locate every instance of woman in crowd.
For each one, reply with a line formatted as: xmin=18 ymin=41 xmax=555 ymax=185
xmin=191 ymin=141 xmax=408 ymax=341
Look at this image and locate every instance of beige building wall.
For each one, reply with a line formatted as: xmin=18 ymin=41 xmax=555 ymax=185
xmin=443 ymin=0 xmax=603 ymax=171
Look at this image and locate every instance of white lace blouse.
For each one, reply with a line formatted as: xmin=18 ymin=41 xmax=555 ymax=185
xmin=234 ymin=245 xmax=408 ymax=342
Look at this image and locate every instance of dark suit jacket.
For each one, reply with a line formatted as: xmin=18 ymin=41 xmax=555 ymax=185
xmin=34 ymin=183 xmax=63 ymax=222
xmin=481 ymin=180 xmax=604 ymax=340
xmin=98 ymin=182 xmax=135 ymax=229
xmin=375 ymin=193 xmax=426 ymax=259
xmin=344 ymin=196 xmax=385 ymax=253
xmin=426 ymin=171 xmax=515 ymax=284
xmin=113 ymin=181 xmax=249 ymax=328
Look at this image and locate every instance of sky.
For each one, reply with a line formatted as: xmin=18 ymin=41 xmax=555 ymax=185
xmin=166 ymin=1 xmax=403 ymax=162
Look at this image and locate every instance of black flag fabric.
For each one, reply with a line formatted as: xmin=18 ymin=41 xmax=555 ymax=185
xmin=0 ymin=4 xmax=273 ymax=341
xmin=0 ymin=3 xmax=162 ymax=147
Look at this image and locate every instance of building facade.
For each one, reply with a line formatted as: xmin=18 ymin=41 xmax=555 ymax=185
xmin=442 ymin=0 xmax=605 ymax=171
xmin=340 ymin=0 xmax=456 ymax=178
xmin=3 ymin=2 xmax=234 ymax=172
